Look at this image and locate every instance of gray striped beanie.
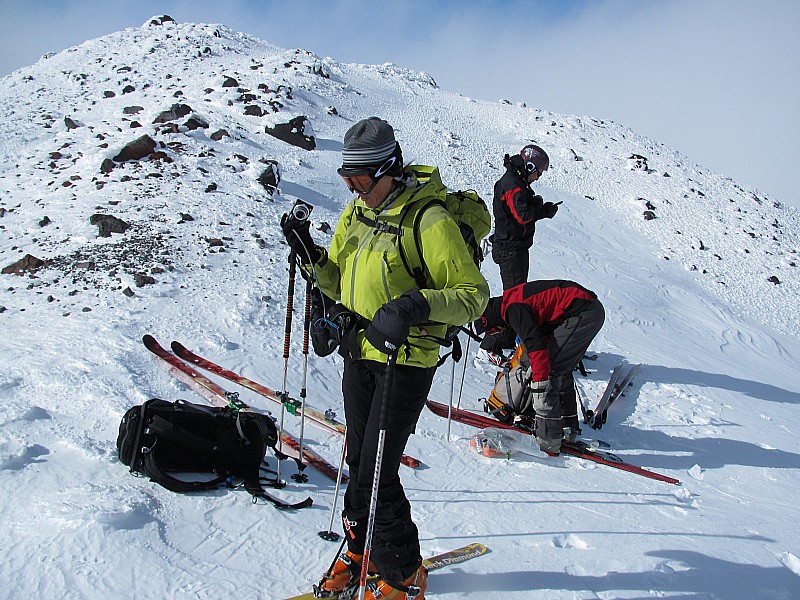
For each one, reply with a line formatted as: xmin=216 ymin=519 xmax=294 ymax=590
xmin=340 ymin=117 xmax=397 ymax=171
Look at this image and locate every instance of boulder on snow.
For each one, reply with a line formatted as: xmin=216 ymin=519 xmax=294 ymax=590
xmin=184 ymin=115 xmax=209 ymax=130
xmin=100 ymin=158 xmax=115 ymax=174
xmin=90 ymin=214 xmax=131 ymax=238
xmin=257 ymin=160 xmax=281 ymax=194
xmin=147 ymin=15 xmax=175 ymax=26
xmin=2 ymin=254 xmax=47 ymax=275
xmin=627 ymin=154 xmax=649 ymax=171
xmin=264 ymin=116 xmax=315 ymax=150
xmin=152 ymin=103 xmax=192 ymax=124
xmin=113 ymin=135 xmax=157 ymax=162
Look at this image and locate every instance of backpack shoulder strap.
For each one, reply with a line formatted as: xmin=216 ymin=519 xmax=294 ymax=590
xmin=398 ymin=198 xmax=446 ymax=289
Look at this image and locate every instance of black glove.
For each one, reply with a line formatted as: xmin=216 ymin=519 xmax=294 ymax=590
xmin=479 ymin=327 xmax=517 ymax=354
xmin=280 ymin=213 xmax=319 ymax=263
xmin=365 ymin=290 xmax=431 ymax=354
xmin=540 ymin=202 xmax=559 ymax=219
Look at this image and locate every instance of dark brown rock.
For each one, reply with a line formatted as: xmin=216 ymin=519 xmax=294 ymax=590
xmin=264 ymin=116 xmax=315 ymax=150
xmin=113 ymin=135 xmax=156 ymax=162
xmin=152 ymin=103 xmax=192 ymax=124
xmin=90 ymin=214 xmax=131 ymax=237
xmin=2 ymin=254 xmax=47 ymax=275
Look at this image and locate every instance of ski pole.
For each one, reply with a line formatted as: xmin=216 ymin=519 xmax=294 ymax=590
xmin=319 ymin=432 xmax=348 ymax=542
xmin=292 ymin=277 xmax=312 ymax=484
xmin=456 ymin=334 xmax=471 ymax=410
xmin=447 ymin=351 xmax=456 ymax=442
xmin=357 ymin=352 xmax=398 ymax=600
xmin=277 ymin=251 xmax=298 ymax=484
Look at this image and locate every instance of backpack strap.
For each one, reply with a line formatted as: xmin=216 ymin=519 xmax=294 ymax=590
xmin=128 ymin=398 xmax=157 ymax=473
xmin=354 ymin=211 xmax=404 ymax=236
xmin=398 ymin=198 xmax=446 ymax=289
xmin=142 ymin=446 xmax=228 ymax=493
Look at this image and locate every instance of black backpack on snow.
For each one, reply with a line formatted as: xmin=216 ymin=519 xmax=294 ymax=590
xmin=117 ymin=399 xmax=300 ymax=505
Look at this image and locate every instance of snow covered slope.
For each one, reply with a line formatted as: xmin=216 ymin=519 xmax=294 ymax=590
xmin=1 ymin=17 xmax=798 ymax=599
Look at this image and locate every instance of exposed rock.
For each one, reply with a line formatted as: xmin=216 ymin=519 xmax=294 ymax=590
xmin=222 ymin=77 xmax=239 ymax=88
xmin=122 ymin=287 xmax=135 ymax=297
xmin=210 ymin=129 xmax=229 ymax=141
xmin=627 ymin=154 xmax=649 ymax=171
xmin=257 ymin=160 xmax=281 ymax=193
xmin=103 ymin=91 xmax=116 ymax=98
xmin=148 ymin=15 xmax=176 ymax=26
xmin=264 ymin=116 xmax=315 ymax=150
xmin=184 ymin=116 xmax=209 ymax=130
xmin=205 ymin=183 xmax=218 ymax=193
xmin=2 ymin=254 xmax=47 ymax=275
xmin=64 ymin=117 xmax=80 ymax=130
xmin=113 ymin=135 xmax=157 ymax=162
xmin=134 ymin=273 xmax=156 ymax=287
xmin=178 ymin=213 xmax=194 ymax=223
xmin=643 ymin=211 xmax=656 ymax=221
xmin=122 ymin=85 xmax=135 ymax=94
xmin=155 ymin=123 xmax=180 ymax=135
xmin=123 ymin=106 xmax=144 ymax=115
xmin=768 ymin=275 xmax=781 ymax=285
xmin=90 ymin=214 xmax=131 ymax=237
xmin=39 ymin=216 xmax=52 ymax=227
xmin=152 ymin=103 xmax=192 ymax=124
xmin=207 ymin=238 xmax=224 ymax=247
xmin=244 ymin=105 xmax=264 ymax=117
xmin=100 ymin=158 xmax=115 ymax=174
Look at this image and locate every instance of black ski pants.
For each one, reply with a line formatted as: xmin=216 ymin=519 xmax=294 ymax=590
xmin=341 ymin=357 xmax=435 ymax=584
xmin=492 ymin=242 xmax=530 ymax=290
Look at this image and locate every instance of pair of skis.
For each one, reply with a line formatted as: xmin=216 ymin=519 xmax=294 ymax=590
xmin=165 ymin=338 xmax=420 ymax=469
xmin=584 ymin=363 xmax=642 ymax=430
xmin=143 ymin=337 xmax=422 ymax=474
xmin=426 ymin=399 xmax=680 ymax=485
xmin=143 ymin=335 xmax=348 ymax=486
xmin=284 ymin=542 xmax=490 ymax=600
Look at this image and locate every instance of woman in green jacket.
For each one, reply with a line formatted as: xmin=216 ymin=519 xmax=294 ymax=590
xmin=282 ymin=117 xmax=488 ymax=600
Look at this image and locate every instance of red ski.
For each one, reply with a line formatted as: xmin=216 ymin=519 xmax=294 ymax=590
xmin=143 ymin=334 xmax=344 ymax=482
xmin=426 ymin=399 xmax=680 ymax=485
xmin=169 ymin=340 xmax=422 ymax=469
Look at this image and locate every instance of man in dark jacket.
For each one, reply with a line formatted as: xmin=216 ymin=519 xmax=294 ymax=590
xmin=475 ymin=279 xmax=605 ymax=454
xmin=491 ymin=144 xmax=559 ymax=290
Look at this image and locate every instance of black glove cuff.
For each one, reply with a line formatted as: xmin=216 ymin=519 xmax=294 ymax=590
xmin=404 ymin=289 xmax=431 ymax=324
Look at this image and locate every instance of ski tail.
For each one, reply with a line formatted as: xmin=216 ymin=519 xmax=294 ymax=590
xmin=426 ymin=399 xmax=680 ymax=485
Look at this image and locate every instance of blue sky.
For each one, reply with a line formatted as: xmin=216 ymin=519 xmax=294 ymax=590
xmin=1 ymin=0 xmax=798 ymax=209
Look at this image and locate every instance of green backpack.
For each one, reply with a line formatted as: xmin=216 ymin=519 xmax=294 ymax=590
xmin=399 ymin=165 xmax=491 ymax=289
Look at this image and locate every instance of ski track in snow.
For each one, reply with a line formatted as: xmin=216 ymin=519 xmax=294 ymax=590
xmin=0 ymin=17 xmax=799 ymax=600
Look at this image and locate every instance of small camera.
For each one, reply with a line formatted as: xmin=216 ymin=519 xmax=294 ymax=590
xmin=289 ymin=199 xmax=313 ymax=223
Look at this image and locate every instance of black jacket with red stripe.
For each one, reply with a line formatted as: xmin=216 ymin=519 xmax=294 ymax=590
xmin=501 ymin=280 xmax=598 ymax=381
xmin=492 ymin=156 xmax=544 ymax=249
